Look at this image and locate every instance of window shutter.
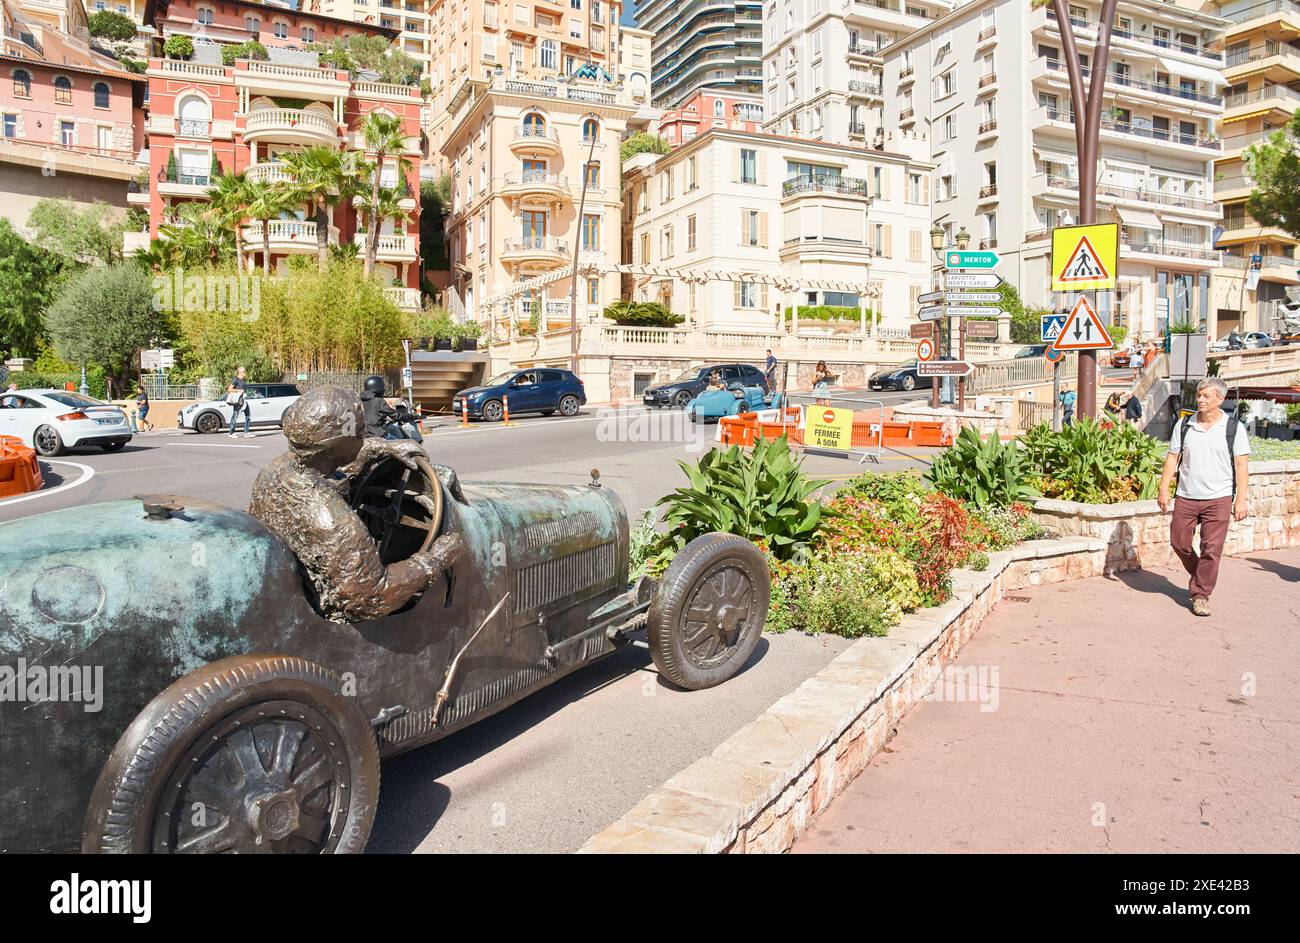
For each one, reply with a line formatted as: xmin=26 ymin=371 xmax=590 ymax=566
xmin=758 ymin=212 xmax=768 ymax=247
xmin=739 ymin=208 xmax=747 ymax=244
xmin=756 ymin=152 xmax=765 ymax=185
xmin=883 ymin=225 xmax=893 ymax=257
xmin=734 ymin=282 xmax=742 ymax=308
xmin=881 ymin=167 xmax=890 ymax=198
xmin=733 ymin=147 xmax=741 ymax=182
xmin=760 ymin=284 xmax=769 ymax=309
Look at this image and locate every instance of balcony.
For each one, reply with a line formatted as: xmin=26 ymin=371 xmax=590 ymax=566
xmin=1041 ymin=8 xmax=1224 ymax=64
xmin=847 ymin=40 xmax=880 ymax=59
xmin=1033 ymin=107 xmax=1220 ymax=154
xmin=781 ymin=175 xmax=869 ymax=199
xmin=233 ymin=59 xmax=350 ymax=101
xmin=501 ymin=170 xmax=569 ymax=202
xmin=1036 ymin=173 xmax=1220 ymax=217
xmin=1120 ymin=238 xmax=1220 ymax=266
xmin=1035 ymin=57 xmax=1222 ymax=109
xmin=978 ymin=118 xmax=999 ymax=138
xmin=1223 ymin=127 xmax=1281 ymax=157
xmin=354 ymin=232 xmax=418 ymax=261
xmin=978 ymin=184 xmax=999 ymax=202
xmin=157 ymin=169 xmax=211 ymax=197
xmin=500 ymin=236 xmax=569 ymax=268
xmin=848 ymin=121 xmax=866 ymax=137
xmin=978 ymin=72 xmax=997 ymax=89
xmin=1224 ymin=83 xmax=1300 ymax=117
xmin=245 ymin=161 xmax=294 ymax=185
xmin=779 ymin=235 xmax=871 ymax=262
xmin=898 ymin=64 xmax=914 ymax=82
xmin=153 ymin=59 xmax=227 ymax=80
xmin=243 ymin=108 xmax=338 ymax=146
xmin=899 ymin=107 xmax=915 ymax=122
xmin=977 ymin=25 xmax=997 ymax=44
xmin=1224 ymin=41 xmax=1300 ymax=80
xmin=509 ymin=124 xmax=562 ymax=155
xmin=847 ymin=80 xmax=883 ymax=98
xmin=127 ymin=180 xmax=150 ymax=205
xmin=384 ymin=286 xmax=422 ymax=310
xmin=1216 ymin=0 xmax=1300 ymax=25
xmin=487 ymin=75 xmax=626 ymax=106
xmin=239 ymin=220 xmax=339 ymax=254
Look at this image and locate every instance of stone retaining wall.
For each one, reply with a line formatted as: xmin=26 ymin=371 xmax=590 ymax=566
xmin=1029 ymin=460 xmax=1300 ymax=573
xmin=578 ymin=537 xmax=1108 ymax=854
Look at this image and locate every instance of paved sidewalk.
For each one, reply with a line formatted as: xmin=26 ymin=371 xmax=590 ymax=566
xmin=793 ymin=549 xmax=1300 ymax=853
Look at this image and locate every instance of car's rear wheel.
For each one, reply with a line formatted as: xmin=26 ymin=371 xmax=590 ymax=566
xmin=674 ymin=391 xmax=692 ymax=410
xmin=902 ymin=375 xmax=916 ymax=391
xmin=481 ymin=399 xmax=503 ymax=422
xmin=559 ymin=395 xmax=580 ymax=417
xmin=83 ymin=655 xmax=380 ymax=855
xmin=33 ymin=424 xmax=64 ymax=457
xmin=195 ymin=412 xmax=223 ymax=434
xmin=100 ymin=441 xmax=126 ymax=452
xmin=648 ymin=534 xmax=770 ymax=691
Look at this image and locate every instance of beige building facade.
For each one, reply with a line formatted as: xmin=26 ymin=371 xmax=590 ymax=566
xmin=621 ymin=127 xmax=935 ymax=332
xmin=1208 ymin=0 xmax=1300 ymax=338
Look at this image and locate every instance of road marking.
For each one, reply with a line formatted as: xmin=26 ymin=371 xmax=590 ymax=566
xmin=161 ymin=441 xmax=263 ymax=449
xmin=0 ymin=460 xmax=95 ymax=508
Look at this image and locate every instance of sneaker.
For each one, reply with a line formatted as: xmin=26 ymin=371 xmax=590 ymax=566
xmin=1191 ymin=597 xmax=1211 ymax=617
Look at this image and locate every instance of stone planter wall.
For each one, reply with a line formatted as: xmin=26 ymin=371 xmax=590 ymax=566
xmin=1029 ymin=460 xmax=1300 ymax=573
xmin=579 ymin=537 xmax=1108 ymax=855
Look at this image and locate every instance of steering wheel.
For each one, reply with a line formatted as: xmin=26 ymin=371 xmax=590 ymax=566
xmin=349 ymin=454 xmax=444 ymax=563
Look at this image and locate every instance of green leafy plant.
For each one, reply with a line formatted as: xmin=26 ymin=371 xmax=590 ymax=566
xmin=1022 ymin=418 xmax=1164 ymax=503
xmin=781 ymin=305 xmax=877 ymax=323
xmin=222 ymin=41 xmax=270 ymax=65
xmin=619 ymin=131 xmax=671 ymax=162
xmin=602 ymin=299 xmax=684 ymax=327
xmin=654 ymin=434 xmax=831 ymax=561
xmin=88 ymin=10 xmax=137 ymax=41
xmin=163 ymin=35 xmax=193 ymax=60
xmin=927 ymin=425 xmax=1040 ymax=508
xmin=767 ymin=551 xmax=917 ymax=638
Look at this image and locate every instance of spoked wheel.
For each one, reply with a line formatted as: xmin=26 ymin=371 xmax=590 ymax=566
xmin=83 ymin=655 xmax=380 ymax=854
xmin=350 ymin=454 xmax=443 ymax=565
xmin=902 ymin=375 xmax=916 ymax=391
xmin=559 ymin=395 xmax=580 ymax=416
xmin=481 ymin=400 xmax=504 ymax=422
xmin=195 ymin=412 xmax=223 ymax=434
xmin=674 ymin=391 xmax=692 ymax=410
xmin=33 ymin=424 xmax=64 ymax=457
xmin=647 ymin=533 xmax=770 ymax=691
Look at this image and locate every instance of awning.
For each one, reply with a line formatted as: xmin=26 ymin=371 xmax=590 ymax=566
xmin=1222 ymin=107 xmax=1272 ymax=124
xmin=1117 ymin=207 xmax=1162 ymax=229
xmin=1032 ymin=145 xmax=1078 ymax=165
xmin=1156 ymin=56 xmax=1222 ymax=89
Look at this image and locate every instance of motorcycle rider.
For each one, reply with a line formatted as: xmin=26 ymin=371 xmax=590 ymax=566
xmin=360 ymin=374 xmax=423 ymax=441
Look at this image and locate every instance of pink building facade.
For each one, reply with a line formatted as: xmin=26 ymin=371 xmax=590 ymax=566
xmin=655 ymin=90 xmax=764 ymax=147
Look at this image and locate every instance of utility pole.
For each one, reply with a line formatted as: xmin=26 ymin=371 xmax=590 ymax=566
xmin=1050 ymin=0 xmax=1118 ymax=419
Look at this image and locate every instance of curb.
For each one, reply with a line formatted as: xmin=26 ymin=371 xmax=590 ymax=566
xmin=577 ymin=536 xmax=1110 ymax=854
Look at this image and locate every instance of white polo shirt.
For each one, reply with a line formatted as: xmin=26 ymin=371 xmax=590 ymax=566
xmin=1170 ymin=413 xmax=1250 ymax=500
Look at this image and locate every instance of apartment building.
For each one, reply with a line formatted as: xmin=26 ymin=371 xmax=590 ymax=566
xmin=638 ymin=0 xmax=763 ymax=109
xmin=441 ymin=69 xmax=634 ymax=330
xmin=0 ymin=0 xmax=146 ymax=227
xmin=1209 ymin=0 xmax=1300 ymax=337
xmin=621 ymin=127 xmax=935 ymax=331
xmin=302 ymin=0 xmax=432 ymax=81
xmin=881 ymin=0 xmax=1227 ymax=339
xmin=656 ymin=88 xmax=764 ymax=146
xmin=423 ymin=0 xmax=624 ymax=178
xmin=141 ymin=0 xmax=423 ymax=300
xmin=761 ymin=0 xmax=950 ymax=144
xmin=619 ymin=22 xmax=651 ymax=104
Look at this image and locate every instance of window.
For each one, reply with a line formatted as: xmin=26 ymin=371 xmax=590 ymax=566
xmin=592 ymin=0 xmax=603 ymax=23
xmin=301 ymin=26 xmax=315 ymax=42
xmin=687 ymin=215 xmax=697 ymax=251
xmin=639 ymin=232 xmax=650 ymax=263
xmin=739 ymin=148 xmax=757 ymax=184
xmin=740 ymin=209 xmax=766 ymax=247
xmin=12 ymin=70 xmax=30 ymax=97
xmin=2 ymin=114 xmax=16 ymax=138
xmin=484 ymin=34 xmax=497 ymax=59
xmin=581 ymin=213 xmax=600 ymax=250
xmin=197 ymin=6 xmax=214 ymax=25
xmin=485 ymin=3 xmax=498 ymax=26
xmin=661 ymin=225 xmax=673 ymax=259
xmin=539 ymin=39 xmax=558 ymax=71
xmin=907 ymin=173 xmax=925 ymax=204
xmin=584 ymin=162 xmax=600 ymax=189
xmin=660 ymin=168 xmax=673 ymax=201
xmin=53 ymin=76 xmax=72 ymax=105
xmin=536 ymin=13 xmax=554 ymax=28
xmin=936 ymin=67 xmax=956 ymax=98
xmin=59 ymin=120 xmax=74 ymax=146
xmin=523 ymin=111 xmax=546 ymax=133
xmin=787 ymin=160 xmax=839 ymax=180
xmin=714 ymin=98 xmax=724 ymax=118
xmin=940 ymin=114 xmax=955 ymax=142
xmin=940 ymin=174 xmax=956 ymax=200
xmin=245 ymin=15 xmax=260 ymax=31
xmin=274 ymin=20 xmax=288 ymax=39
xmin=569 ymin=17 xmax=581 ymax=38
xmin=587 ymin=277 xmax=600 ymax=305
xmin=582 ymin=117 xmax=599 ymax=141
xmin=93 ymin=82 xmax=110 ymax=109
xmin=908 ymin=230 xmax=924 ymax=262
xmin=812 ymin=28 xmax=822 ymax=57
xmin=735 ymin=281 xmax=767 ymax=309
xmin=686 ymin=156 xmax=697 ymax=190
xmin=871 ymin=224 xmax=890 ymax=257
xmin=872 ymin=165 xmax=884 ymax=198
xmin=514 ymin=4 xmax=528 ymax=24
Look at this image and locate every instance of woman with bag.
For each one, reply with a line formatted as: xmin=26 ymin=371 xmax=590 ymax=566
xmin=812 ymin=361 xmax=834 ymax=405
xmin=227 ymin=366 xmax=252 ymax=437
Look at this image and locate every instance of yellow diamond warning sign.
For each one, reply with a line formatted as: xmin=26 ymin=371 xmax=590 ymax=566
xmin=1051 ymin=223 xmax=1118 ymax=292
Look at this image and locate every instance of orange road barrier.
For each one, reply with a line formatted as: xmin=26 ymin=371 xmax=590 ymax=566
xmin=910 ymin=421 xmax=946 ymax=447
xmin=0 ymin=435 xmax=42 ymax=498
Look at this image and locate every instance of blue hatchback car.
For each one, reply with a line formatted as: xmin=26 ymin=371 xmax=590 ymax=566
xmin=454 ymin=368 xmax=586 ymax=422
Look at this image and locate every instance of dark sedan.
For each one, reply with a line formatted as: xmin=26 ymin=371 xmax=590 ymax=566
xmin=642 ymin=363 xmax=768 ymax=410
xmin=867 ymin=358 xmax=954 ymax=392
xmin=454 ymin=368 xmax=585 ymax=421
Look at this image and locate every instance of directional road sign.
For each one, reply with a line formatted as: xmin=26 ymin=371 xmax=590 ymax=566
xmin=918 ymin=305 xmax=946 ymax=321
xmin=917 ymin=290 xmax=945 ymax=305
xmin=918 ymin=360 xmax=975 ymax=378
xmin=965 ymin=320 xmax=999 ymax=339
xmin=945 ymin=250 xmax=1000 ymax=270
xmin=910 ymin=322 xmax=936 ymax=339
xmin=945 ymin=305 xmax=1005 ymax=318
xmin=1052 ymin=295 xmax=1114 ymax=350
xmin=1040 ymin=313 xmax=1067 ymax=343
xmin=945 ymin=291 xmax=1001 ymax=303
xmin=1051 ymin=223 xmax=1118 ymax=292
xmin=944 ymin=272 xmax=1004 ymax=289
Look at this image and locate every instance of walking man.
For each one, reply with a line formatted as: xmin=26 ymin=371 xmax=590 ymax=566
xmin=1157 ymin=378 xmax=1249 ymax=616
xmin=1058 ymin=384 xmax=1076 ymax=427
xmin=764 ymin=349 xmax=778 ymax=392
xmin=227 ymin=366 xmax=252 ymax=438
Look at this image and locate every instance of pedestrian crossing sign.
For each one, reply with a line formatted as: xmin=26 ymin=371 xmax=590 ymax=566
xmin=1051 ymin=223 xmax=1118 ymax=292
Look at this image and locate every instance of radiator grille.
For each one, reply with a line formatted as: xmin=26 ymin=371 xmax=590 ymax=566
xmin=515 ymin=541 xmax=617 ymax=613
xmin=523 ymin=512 xmax=600 ymax=549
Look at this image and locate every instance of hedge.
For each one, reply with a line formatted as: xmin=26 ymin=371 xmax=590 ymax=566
xmin=782 ymin=305 xmax=878 ymax=322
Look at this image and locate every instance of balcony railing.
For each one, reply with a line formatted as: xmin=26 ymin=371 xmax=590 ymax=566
xmin=978 ymin=26 xmax=997 ymax=42
xmin=160 ymin=171 xmax=210 ymax=187
xmin=1215 ymin=0 xmax=1300 ymax=25
xmin=157 ymin=59 xmax=227 ymax=78
xmin=899 ymin=107 xmax=915 ymax=121
xmin=244 ymin=108 xmax=337 ymax=139
xmin=848 ymin=121 xmax=866 ymax=136
xmin=782 ymin=174 xmax=869 ymax=197
xmin=1223 ymin=128 xmax=1282 ymax=151
xmin=1100 ymin=118 xmax=1220 ymax=149
xmin=354 ymin=233 xmax=416 ymax=256
xmin=245 ymin=161 xmax=293 ymax=184
xmin=1040 ymin=58 xmax=1222 ymax=105
xmin=898 ymin=65 xmax=914 ymax=80
xmin=512 ymin=124 xmax=560 ymax=144
xmin=848 ymin=80 xmax=883 ymax=95
xmin=503 ymin=236 xmax=569 ymax=255
xmin=1043 ymin=173 xmax=1219 ymax=212
xmin=979 ymin=184 xmax=998 ymax=198
xmin=1044 ymin=8 xmax=1223 ymax=62
xmin=503 ymin=170 xmax=568 ymax=189
xmin=847 ymin=40 xmax=880 ymax=56
xmin=1122 ymin=238 xmax=1220 ymax=261
xmin=177 ymin=118 xmax=210 ymax=138
xmin=491 ymin=76 xmax=620 ymax=105
xmin=240 ymin=220 xmax=336 ymax=244
xmin=1224 ymin=84 xmax=1300 ymax=109
xmin=978 ymin=72 xmax=997 ymax=87
xmin=979 ymin=119 xmax=998 ymax=133
xmin=1225 ymin=41 xmax=1300 ymax=67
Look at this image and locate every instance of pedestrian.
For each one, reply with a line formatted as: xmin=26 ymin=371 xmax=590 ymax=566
xmin=1143 ymin=341 xmax=1158 ymax=369
xmin=812 ymin=360 xmax=833 ymax=405
xmin=227 ymin=366 xmax=252 ymax=438
xmin=1122 ymin=390 xmax=1143 ymax=426
xmin=1157 ymin=377 xmax=1250 ymax=617
xmin=764 ymin=348 xmax=778 ymax=391
xmin=1059 ymin=385 xmax=1077 ymax=426
xmin=2 ymin=382 xmax=17 ymax=408
xmin=135 ymin=386 xmax=152 ymax=432
xmin=1104 ymin=391 xmax=1122 ymax=421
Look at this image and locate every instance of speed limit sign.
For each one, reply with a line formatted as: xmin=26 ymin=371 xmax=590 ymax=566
xmin=917 ymin=337 xmax=936 ymax=362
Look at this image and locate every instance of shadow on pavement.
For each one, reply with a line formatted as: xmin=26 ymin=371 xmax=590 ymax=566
xmin=1110 ymin=566 xmax=1188 ymax=608
xmin=1245 ymin=555 xmax=1300 ymax=583
xmin=366 ymin=636 xmax=770 ymax=853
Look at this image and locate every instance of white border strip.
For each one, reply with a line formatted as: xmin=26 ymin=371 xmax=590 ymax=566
xmin=0 ymin=460 xmax=95 ymax=508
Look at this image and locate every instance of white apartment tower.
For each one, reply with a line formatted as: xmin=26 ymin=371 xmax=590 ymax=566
xmin=638 ymin=0 xmax=764 ymax=108
xmin=882 ymin=0 xmax=1227 ymax=339
xmin=762 ymin=0 xmax=951 ymax=145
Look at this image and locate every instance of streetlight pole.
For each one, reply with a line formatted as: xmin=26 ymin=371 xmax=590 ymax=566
xmin=929 ymin=223 xmax=945 ymax=410
xmin=1050 ymin=0 xmax=1119 ymax=419
xmin=568 ymin=116 xmax=600 ymax=376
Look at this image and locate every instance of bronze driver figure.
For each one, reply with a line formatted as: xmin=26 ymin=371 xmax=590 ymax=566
xmin=250 ymin=386 xmax=463 ymax=622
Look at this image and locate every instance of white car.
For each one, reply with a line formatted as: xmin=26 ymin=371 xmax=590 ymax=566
xmin=0 ymin=389 xmax=132 ymax=456
xmin=178 ymin=382 xmax=302 ymax=434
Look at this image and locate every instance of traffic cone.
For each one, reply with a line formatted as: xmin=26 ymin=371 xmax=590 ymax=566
xmin=502 ymin=393 xmax=511 ymax=425
xmin=461 ymin=396 xmax=468 ymax=427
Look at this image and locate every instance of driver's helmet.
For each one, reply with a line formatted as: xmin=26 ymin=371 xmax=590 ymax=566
xmin=363 ymin=374 xmax=386 ymax=396
xmin=282 ymin=387 xmax=365 ymax=458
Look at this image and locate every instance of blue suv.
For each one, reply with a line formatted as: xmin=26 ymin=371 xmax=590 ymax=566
xmin=454 ymin=368 xmax=586 ymax=422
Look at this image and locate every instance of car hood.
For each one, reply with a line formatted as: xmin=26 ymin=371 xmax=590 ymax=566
xmin=870 ymin=366 xmax=909 ymax=379
xmin=457 ymin=386 xmax=492 ymax=397
xmin=646 ymin=380 xmax=697 ymax=393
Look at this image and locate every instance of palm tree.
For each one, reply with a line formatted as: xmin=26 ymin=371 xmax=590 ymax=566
xmin=355 ymin=185 xmax=410 ymax=280
xmin=358 ymin=112 xmax=412 ymax=276
xmin=207 ymin=171 xmax=254 ymax=269
xmin=281 ymin=146 xmax=359 ymax=268
xmin=146 ymin=202 xmax=235 ymax=268
xmin=243 ymin=181 xmax=291 ymax=276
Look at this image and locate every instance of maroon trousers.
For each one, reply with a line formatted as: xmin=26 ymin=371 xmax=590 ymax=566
xmin=1169 ymin=496 xmax=1232 ymax=599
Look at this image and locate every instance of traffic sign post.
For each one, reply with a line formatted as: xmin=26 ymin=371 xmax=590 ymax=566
xmin=945 ymin=250 xmax=1000 ymax=270
xmin=945 ymin=291 xmax=1002 ymax=304
xmin=917 ymin=360 xmax=975 ymax=378
xmin=1041 ymin=313 xmax=1068 ymax=344
xmin=919 ymin=255 xmax=1006 ymax=411
xmin=943 ymin=273 xmax=1004 ymax=289
xmin=918 ymin=305 xmax=947 ymax=322
xmin=917 ymin=337 xmax=937 ymax=361
xmin=910 ymin=322 xmax=936 ymax=339
xmin=965 ymin=320 xmax=999 ymax=339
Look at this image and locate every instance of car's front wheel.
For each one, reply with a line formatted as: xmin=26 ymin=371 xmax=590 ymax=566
xmin=902 ymin=375 xmax=916 ymax=391
xmin=648 ymin=534 xmax=770 ymax=691
xmin=33 ymin=424 xmax=64 ymax=457
xmin=673 ymin=390 xmax=692 ymax=410
xmin=559 ymin=394 xmax=580 ymax=417
xmin=83 ymin=655 xmax=380 ymax=855
xmin=195 ymin=411 xmax=223 ymax=434
xmin=481 ymin=399 xmax=503 ymax=422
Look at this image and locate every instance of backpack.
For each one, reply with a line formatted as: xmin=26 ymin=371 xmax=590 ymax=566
xmin=1177 ymin=414 xmax=1240 ymax=497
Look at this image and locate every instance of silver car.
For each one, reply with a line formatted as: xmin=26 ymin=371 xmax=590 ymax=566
xmin=178 ymin=383 xmax=302 ymax=434
xmin=0 ymin=389 xmax=132 ymax=456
